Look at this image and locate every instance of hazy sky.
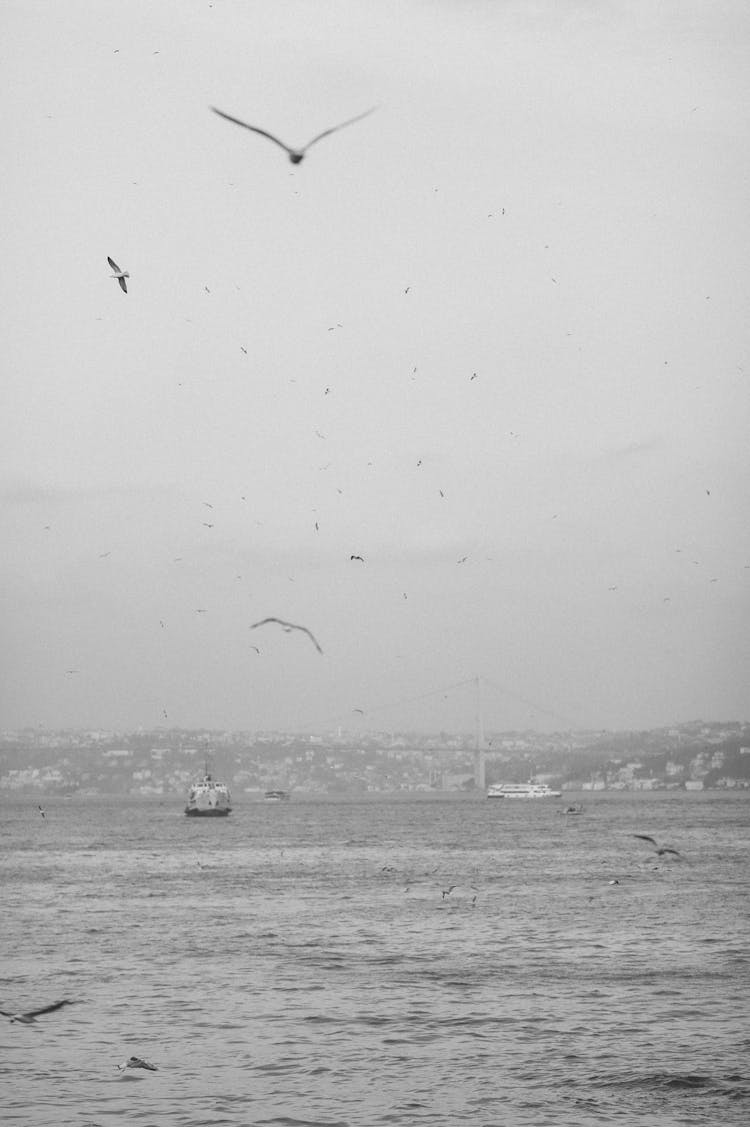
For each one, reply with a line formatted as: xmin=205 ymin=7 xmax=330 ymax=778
xmin=2 ymin=0 xmax=749 ymax=734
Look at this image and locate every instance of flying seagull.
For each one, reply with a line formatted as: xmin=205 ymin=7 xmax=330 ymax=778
xmin=107 ymin=257 xmax=129 ymax=293
xmin=350 ymin=554 xmax=365 ymax=562
xmin=210 ymin=105 xmax=377 ymax=164
xmin=38 ymin=805 xmax=46 ymax=818
xmin=251 ymin=617 xmax=323 ymax=654
xmin=631 ymin=833 xmax=682 ymax=858
xmin=1 ymin=999 xmax=76 ymax=1024
xmin=117 ymin=1056 xmax=158 ymax=1072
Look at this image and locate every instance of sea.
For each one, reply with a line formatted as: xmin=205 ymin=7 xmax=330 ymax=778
xmin=1 ymin=790 xmax=748 ymax=1127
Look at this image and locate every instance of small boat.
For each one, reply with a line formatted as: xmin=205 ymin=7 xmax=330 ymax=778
xmin=185 ymin=767 xmax=232 ymax=816
xmin=487 ymin=781 xmax=562 ymax=799
xmin=264 ymin=789 xmax=291 ymax=802
xmin=559 ymin=802 xmax=584 ymax=815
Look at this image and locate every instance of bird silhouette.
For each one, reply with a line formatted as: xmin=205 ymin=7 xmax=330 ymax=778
xmin=210 ymin=105 xmax=377 ymax=163
xmin=107 ymin=257 xmax=129 ymax=293
xmin=117 ymin=1056 xmax=157 ymax=1072
xmin=350 ymin=554 xmax=365 ymax=562
xmin=631 ymin=833 xmax=682 ymax=858
xmin=38 ymin=805 xmax=46 ymax=818
xmin=1 ymin=999 xmax=76 ymax=1024
xmin=251 ymin=617 xmax=323 ymax=653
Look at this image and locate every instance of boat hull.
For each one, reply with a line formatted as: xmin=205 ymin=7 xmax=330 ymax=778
xmin=184 ymin=806 xmax=232 ymax=816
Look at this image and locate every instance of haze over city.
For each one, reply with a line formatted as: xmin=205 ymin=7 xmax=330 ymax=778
xmin=3 ymin=1 xmax=749 ymax=734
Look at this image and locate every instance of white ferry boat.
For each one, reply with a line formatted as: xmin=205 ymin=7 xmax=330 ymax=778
xmin=487 ymin=781 xmax=562 ymax=799
xmin=184 ymin=769 xmax=232 ymax=816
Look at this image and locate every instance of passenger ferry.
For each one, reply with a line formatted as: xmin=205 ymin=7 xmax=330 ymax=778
xmin=487 ymin=781 xmax=562 ymax=799
xmin=184 ymin=767 xmax=232 ymax=816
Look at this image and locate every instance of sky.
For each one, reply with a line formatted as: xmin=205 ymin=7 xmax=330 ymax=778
xmin=2 ymin=0 xmax=749 ymax=734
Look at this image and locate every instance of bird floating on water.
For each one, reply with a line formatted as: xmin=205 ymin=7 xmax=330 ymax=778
xmin=1 ymin=999 xmax=76 ymax=1024
xmin=210 ymin=105 xmax=377 ymax=164
xmin=107 ymin=257 xmax=129 ymax=293
xmin=251 ymin=617 xmax=323 ymax=654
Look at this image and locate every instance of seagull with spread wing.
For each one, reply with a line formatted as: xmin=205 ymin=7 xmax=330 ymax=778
xmin=251 ymin=617 xmax=323 ymax=654
xmin=1 ymin=999 xmax=77 ymax=1024
xmin=107 ymin=257 xmax=129 ymax=293
xmin=631 ymin=833 xmax=683 ymax=858
xmin=210 ymin=105 xmax=377 ymax=163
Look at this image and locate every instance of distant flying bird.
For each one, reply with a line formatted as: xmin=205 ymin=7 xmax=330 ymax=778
xmin=457 ymin=556 xmax=468 ymax=564
xmin=107 ymin=257 xmax=129 ymax=293
xmin=350 ymin=554 xmax=365 ymax=562
xmin=251 ymin=617 xmax=323 ymax=654
xmin=353 ymin=708 xmax=364 ymax=715
xmin=117 ymin=1056 xmax=157 ymax=1072
xmin=210 ymin=105 xmax=377 ymax=163
xmin=38 ymin=805 xmax=46 ymax=818
xmin=1 ymin=999 xmax=76 ymax=1024
xmin=202 ymin=522 xmax=214 ymax=528
xmin=631 ymin=833 xmax=682 ymax=858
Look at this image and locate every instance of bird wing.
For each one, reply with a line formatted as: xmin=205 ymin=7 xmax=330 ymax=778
xmin=107 ymin=256 xmax=120 ymax=271
xmin=660 ymin=847 xmax=682 ymax=856
xmin=129 ymin=1056 xmax=158 ymax=1070
xmin=632 ymin=834 xmax=658 ymax=847
xmin=118 ymin=277 xmax=127 ymax=293
xmin=250 ymin=618 xmax=322 ymax=652
xmin=0 ymin=1009 xmax=14 ymax=1016
xmin=25 ymin=999 xmax=73 ymax=1018
xmin=296 ymin=626 xmax=323 ymax=653
xmin=303 ymin=106 xmax=378 ymax=151
xmin=210 ymin=108 xmax=292 ymax=154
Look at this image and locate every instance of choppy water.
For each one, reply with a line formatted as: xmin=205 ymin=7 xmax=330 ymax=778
xmin=1 ymin=791 xmax=749 ymax=1126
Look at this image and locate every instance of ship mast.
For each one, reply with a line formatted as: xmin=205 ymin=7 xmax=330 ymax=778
xmin=474 ymin=675 xmax=486 ymax=790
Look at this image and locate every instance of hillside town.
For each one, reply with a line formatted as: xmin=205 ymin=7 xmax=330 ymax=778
xmin=1 ymin=719 xmax=749 ymax=798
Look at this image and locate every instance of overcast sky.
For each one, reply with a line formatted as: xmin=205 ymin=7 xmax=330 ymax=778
xmin=2 ymin=0 xmax=748 ymax=734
